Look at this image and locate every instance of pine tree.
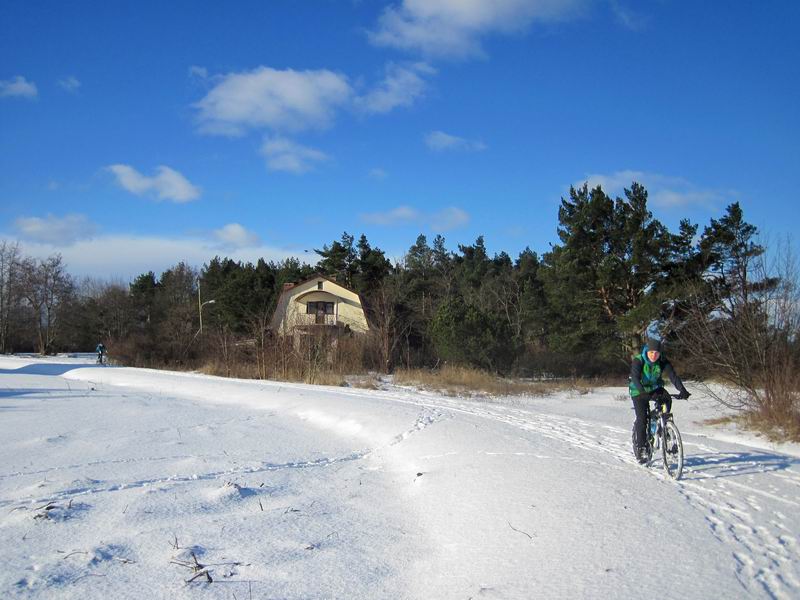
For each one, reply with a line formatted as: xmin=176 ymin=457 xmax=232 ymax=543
xmin=314 ymin=232 xmax=357 ymax=287
xmin=699 ymin=202 xmax=777 ymax=317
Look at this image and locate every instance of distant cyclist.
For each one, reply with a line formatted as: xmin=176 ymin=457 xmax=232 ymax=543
xmin=629 ymin=338 xmax=690 ymax=463
xmin=96 ymin=342 xmax=107 ymax=365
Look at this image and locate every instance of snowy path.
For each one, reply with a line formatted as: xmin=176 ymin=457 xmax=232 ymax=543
xmin=1 ymin=356 xmax=798 ymax=599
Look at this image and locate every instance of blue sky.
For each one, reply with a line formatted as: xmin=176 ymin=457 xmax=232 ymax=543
xmin=1 ymin=1 xmax=798 ymax=279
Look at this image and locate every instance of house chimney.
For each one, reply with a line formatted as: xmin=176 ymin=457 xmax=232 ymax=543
xmin=283 ymin=282 xmax=295 ymax=291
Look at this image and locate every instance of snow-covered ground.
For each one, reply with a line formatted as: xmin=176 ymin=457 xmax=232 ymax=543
xmin=1 ymin=355 xmax=799 ymax=599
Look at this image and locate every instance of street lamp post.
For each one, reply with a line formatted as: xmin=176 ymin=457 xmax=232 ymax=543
xmin=197 ymin=279 xmax=215 ymax=335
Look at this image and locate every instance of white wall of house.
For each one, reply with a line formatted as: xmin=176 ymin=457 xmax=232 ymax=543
xmin=270 ymin=277 xmax=369 ymax=335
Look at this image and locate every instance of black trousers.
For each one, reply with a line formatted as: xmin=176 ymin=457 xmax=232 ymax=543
xmin=632 ymin=388 xmax=672 ymax=450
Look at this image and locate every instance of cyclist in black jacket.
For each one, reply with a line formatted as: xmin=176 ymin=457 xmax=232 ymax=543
xmin=629 ymin=338 xmax=690 ymax=463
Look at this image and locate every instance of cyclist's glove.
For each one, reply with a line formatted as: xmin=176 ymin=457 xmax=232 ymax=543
xmin=677 ymin=390 xmax=691 ymax=400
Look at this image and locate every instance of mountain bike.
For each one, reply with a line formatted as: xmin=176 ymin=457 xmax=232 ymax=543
xmin=632 ymin=393 xmax=685 ymax=480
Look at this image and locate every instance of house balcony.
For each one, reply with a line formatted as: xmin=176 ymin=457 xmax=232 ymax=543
xmin=292 ymin=313 xmax=346 ymax=334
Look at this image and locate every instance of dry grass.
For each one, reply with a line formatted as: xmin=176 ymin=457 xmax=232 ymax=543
xmin=152 ymin=358 xmax=625 ymax=399
xmin=702 ymin=416 xmax=738 ymax=427
xmin=197 ymin=360 xmax=348 ymax=387
xmin=702 ymin=412 xmax=800 ymax=443
xmin=742 ymin=412 xmax=800 ymax=443
xmin=347 ymin=375 xmax=382 ymax=390
xmin=393 ymin=365 xmax=604 ymax=398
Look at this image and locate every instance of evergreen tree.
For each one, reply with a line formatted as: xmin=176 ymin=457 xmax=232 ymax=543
xmin=699 ymin=202 xmax=777 ymax=317
xmin=540 ymin=182 xmax=677 ymax=369
xmin=429 ymin=298 xmax=514 ymax=373
xmin=354 ymin=234 xmax=391 ymax=297
xmin=315 ymin=232 xmax=357 ymax=287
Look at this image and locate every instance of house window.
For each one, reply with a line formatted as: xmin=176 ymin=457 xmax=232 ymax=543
xmin=306 ymin=302 xmax=334 ymax=315
xmin=317 ymin=281 xmax=323 ymax=290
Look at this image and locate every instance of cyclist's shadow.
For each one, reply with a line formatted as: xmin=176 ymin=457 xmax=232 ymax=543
xmin=681 ymin=450 xmax=798 ymax=480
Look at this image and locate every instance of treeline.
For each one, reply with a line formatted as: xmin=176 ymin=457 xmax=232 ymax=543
xmin=1 ymin=182 xmax=787 ymax=378
xmin=4 ymin=182 xmax=797 ymax=436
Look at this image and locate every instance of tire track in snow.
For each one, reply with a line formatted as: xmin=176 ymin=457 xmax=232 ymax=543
xmin=376 ymin=394 xmax=800 ymax=600
xmin=5 ymin=452 xmax=370 ymax=507
xmin=48 ymin=369 xmax=800 ymax=597
xmin=3 ymin=407 xmax=445 ymax=509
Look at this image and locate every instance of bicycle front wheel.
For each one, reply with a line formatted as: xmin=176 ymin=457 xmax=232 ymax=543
xmin=661 ymin=420 xmax=684 ymax=480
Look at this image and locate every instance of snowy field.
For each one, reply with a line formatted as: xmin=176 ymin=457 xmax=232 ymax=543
xmin=1 ymin=355 xmax=799 ymax=599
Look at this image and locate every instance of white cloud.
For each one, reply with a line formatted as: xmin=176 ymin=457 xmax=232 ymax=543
xmin=108 ymin=164 xmax=201 ymax=202
xmin=610 ymin=0 xmax=648 ymax=31
xmin=0 ymin=75 xmax=38 ymax=98
xmin=360 ymin=205 xmax=469 ymax=231
xmin=368 ymin=0 xmax=587 ymax=59
xmin=651 ymin=189 xmax=721 ymax=209
xmin=354 ymin=62 xmax=434 ymax=114
xmin=189 ymin=65 xmax=208 ymax=79
xmin=361 ymin=205 xmax=420 ymax=226
xmin=194 ymin=66 xmax=353 ymax=136
xmin=9 ymin=234 xmax=301 ymax=280
xmin=578 ymin=170 xmax=730 ymax=209
xmin=213 ymin=223 xmax=261 ymax=248
xmin=430 ymin=206 xmax=470 ymax=230
xmin=260 ymin=136 xmax=329 ymax=173
xmin=14 ymin=214 xmax=97 ymax=245
xmin=425 ymin=130 xmax=486 ymax=152
xmin=368 ymin=168 xmax=388 ymax=180
xmin=58 ymin=76 xmax=81 ymax=93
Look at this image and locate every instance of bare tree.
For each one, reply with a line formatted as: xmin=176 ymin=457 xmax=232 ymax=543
xmin=367 ymin=278 xmax=410 ymax=373
xmin=0 ymin=241 xmax=22 ymax=353
xmin=677 ymin=239 xmax=800 ymax=434
xmin=18 ymin=254 xmax=75 ymax=354
xmin=248 ymin=304 xmax=274 ymax=380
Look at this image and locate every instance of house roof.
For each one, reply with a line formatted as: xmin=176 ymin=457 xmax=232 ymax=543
xmin=289 ymin=273 xmax=359 ymax=294
xmin=270 ymin=273 xmax=370 ymax=329
xmin=273 ymin=273 xmax=366 ymax=316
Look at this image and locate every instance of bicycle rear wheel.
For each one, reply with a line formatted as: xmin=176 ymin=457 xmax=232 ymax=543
xmin=661 ymin=420 xmax=684 ymax=479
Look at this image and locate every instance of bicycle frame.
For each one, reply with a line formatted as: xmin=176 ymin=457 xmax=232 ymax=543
xmin=645 ymin=393 xmax=684 ymax=479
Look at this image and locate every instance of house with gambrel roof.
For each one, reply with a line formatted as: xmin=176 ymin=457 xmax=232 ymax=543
xmin=269 ymin=275 xmax=369 ymax=336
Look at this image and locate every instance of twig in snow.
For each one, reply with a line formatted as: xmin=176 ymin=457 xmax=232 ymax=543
xmin=305 ymin=531 xmax=339 ymax=550
xmin=185 ymin=569 xmax=212 ymax=583
xmin=258 ymin=500 xmax=263 ymax=511
xmin=170 ymin=560 xmax=194 ymax=568
xmin=172 ymin=550 xmax=214 ymax=584
xmin=72 ymin=573 xmax=106 ymax=583
xmin=63 ymin=551 xmax=89 ymax=560
xmin=507 ymin=521 xmax=535 ymax=540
